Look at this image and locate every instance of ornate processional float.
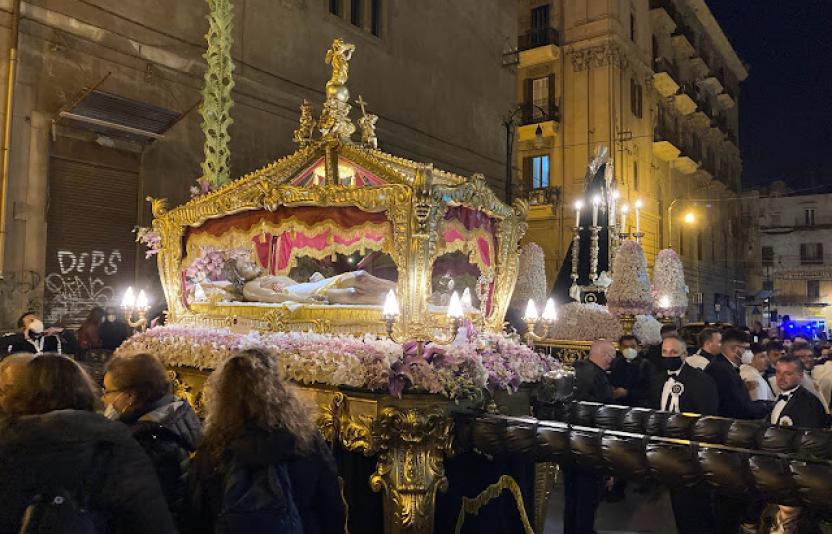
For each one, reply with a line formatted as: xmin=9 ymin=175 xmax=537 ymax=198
xmin=122 ymin=39 xmax=560 ymax=534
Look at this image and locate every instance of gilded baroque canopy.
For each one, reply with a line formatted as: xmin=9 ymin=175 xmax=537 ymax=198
xmin=148 ymin=39 xmax=528 ymax=339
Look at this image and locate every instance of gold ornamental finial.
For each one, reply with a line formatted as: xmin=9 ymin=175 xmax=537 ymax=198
xmin=319 ymin=39 xmax=356 ymax=142
xmin=292 ymin=99 xmax=314 ymax=145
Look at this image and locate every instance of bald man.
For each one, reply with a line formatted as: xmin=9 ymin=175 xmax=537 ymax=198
xmin=0 ymin=353 xmax=33 ymax=415
xmin=562 ymin=339 xmax=619 ymax=534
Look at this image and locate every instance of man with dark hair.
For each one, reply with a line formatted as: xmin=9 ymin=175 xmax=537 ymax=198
xmin=644 ymin=324 xmax=679 ymax=369
xmin=687 ymin=327 xmax=721 ymax=370
xmin=609 ymin=335 xmax=652 ymax=407
xmin=706 ymin=328 xmax=771 ymax=534
xmin=705 ymin=328 xmax=770 ymax=420
xmin=763 ymin=341 xmax=785 ymax=381
xmin=768 ymin=354 xmax=828 ymax=533
xmin=652 ymin=334 xmax=718 ymax=534
xmin=2 ymin=311 xmax=78 ymax=356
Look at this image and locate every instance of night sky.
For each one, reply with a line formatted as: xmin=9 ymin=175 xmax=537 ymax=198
xmin=707 ymin=1 xmax=832 ymax=190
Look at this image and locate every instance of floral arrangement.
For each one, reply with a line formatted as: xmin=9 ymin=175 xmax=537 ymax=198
xmin=134 ymin=227 xmax=161 ymax=258
xmin=607 ymin=240 xmax=652 ymax=316
xmin=510 ymin=243 xmax=547 ymax=310
xmin=633 ymin=314 xmax=662 ymax=346
xmin=115 ymin=323 xmax=558 ymax=401
xmin=184 ymin=247 xmax=250 ymax=282
xmin=546 ymin=302 xmax=623 ymax=341
xmin=652 ymin=248 xmax=688 ymax=318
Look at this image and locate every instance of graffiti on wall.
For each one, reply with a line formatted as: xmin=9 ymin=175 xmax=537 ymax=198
xmin=45 ymin=250 xmax=123 ymax=326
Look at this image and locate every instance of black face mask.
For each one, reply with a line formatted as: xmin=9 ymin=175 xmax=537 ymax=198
xmin=661 ymin=356 xmax=683 ymax=372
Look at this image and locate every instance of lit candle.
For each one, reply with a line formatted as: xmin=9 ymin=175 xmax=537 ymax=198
xmin=447 ymin=291 xmax=464 ymax=319
xmin=621 ymin=204 xmax=629 ymax=233
xmin=574 ymin=200 xmax=583 ymax=228
xmin=542 ymin=298 xmax=557 ymax=322
xmin=121 ymin=287 xmax=136 ymax=309
xmin=635 ymin=199 xmax=643 ymax=234
xmin=524 ymin=299 xmax=539 ymax=322
xmin=592 ymin=195 xmax=601 ymax=227
xmin=610 ymin=190 xmax=620 ymax=227
xmin=383 ymin=289 xmax=400 ymax=319
xmin=659 ymin=295 xmax=670 ymax=310
xmin=136 ymin=290 xmax=150 ymax=311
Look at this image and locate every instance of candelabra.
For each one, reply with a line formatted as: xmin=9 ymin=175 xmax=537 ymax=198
xmin=382 ymin=289 xmax=464 ymax=354
xmin=121 ymin=287 xmax=150 ymax=332
xmin=570 ymin=225 xmax=581 ymax=292
xmin=523 ymin=298 xmax=558 ymax=347
xmin=589 ymin=224 xmax=600 ymax=283
xmin=475 ymin=270 xmax=493 ymax=329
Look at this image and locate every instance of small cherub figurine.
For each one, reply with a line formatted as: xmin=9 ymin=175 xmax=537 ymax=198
xmin=358 ymin=112 xmax=378 ymax=149
xmin=292 ymin=99 xmax=314 ymax=145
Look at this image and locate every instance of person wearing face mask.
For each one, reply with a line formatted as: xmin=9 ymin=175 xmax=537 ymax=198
xmin=3 ymin=311 xmax=78 ymax=355
xmin=650 ymin=334 xmax=718 ymax=534
xmin=103 ymin=353 xmax=201 ymax=529
xmin=705 ymin=328 xmax=771 ymax=420
xmin=100 ymin=307 xmax=131 ymax=351
xmin=740 ymin=345 xmax=776 ymax=401
xmin=609 ymin=335 xmax=653 ymax=407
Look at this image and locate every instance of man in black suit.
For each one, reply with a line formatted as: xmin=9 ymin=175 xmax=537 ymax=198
xmin=653 ymin=334 xmax=719 ymax=534
xmin=2 ymin=312 xmax=78 ymax=356
xmin=609 ymin=335 xmax=652 ymax=407
xmin=706 ymin=329 xmax=772 ymax=533
xmin=644 ymin=324 xmax=678 ymax=369
xmin=705 ymin=328 xmax=770 ymax=420
xmin=563 ymin=339 xmax=617 ymax=534
xmin=768 ymin=354 xmax=828 ymax=533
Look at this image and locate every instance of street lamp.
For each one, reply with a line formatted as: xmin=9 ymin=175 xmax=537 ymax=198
xmin=503 ymin=103 xmax=547 ymax=203
xmin=666 ymin=199 xmax=699 ymax=249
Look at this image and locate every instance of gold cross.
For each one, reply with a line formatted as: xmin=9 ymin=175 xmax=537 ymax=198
xmin=355 ymin=95 xmax=368 ymax=116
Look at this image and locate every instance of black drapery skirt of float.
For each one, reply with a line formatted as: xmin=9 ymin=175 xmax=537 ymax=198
xmin=552 ymin=161 xmax=612 ymax=304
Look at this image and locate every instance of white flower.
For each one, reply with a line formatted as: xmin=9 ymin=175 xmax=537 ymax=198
xmin=607 ymin=240 xmax=652 ymax=316
xmin=633 ymin=315 xmax=662 ymax=346
xmin=548 ymin=302 xmax=624 ymax=341
xmin=652 ymin=248 xmax=688 ymax=318
xmin=511 ymin=243 xmax=547 ymax=309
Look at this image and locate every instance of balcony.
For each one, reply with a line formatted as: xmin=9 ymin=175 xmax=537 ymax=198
xmin=518 ymin=27 xmax=560 ymax=52
xmin=652 ymin=57 xmax=680 ymax=97
xmin=698 ymin=76 xmax=723 ymax=95
xmin=717 ymin=92 xmax=736 ymax=110
xmin=653 ymin=126 xmax=681 ymax=162
xmin=518 ymin=101 xmax=560 ymax=126
xmin=518 ymin=27 xmax=560 ymax=67
xmin=525 ymin=185 xmax=560 ymax=207
xmin=671 ymin=32 xmax=695 ymax=60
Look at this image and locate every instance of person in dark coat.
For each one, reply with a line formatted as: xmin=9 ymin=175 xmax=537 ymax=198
xmin=3 ymin=311 xmax=80 ymax=356
xmin=609 ymin=334 xmax=653 ymax=407
xmin=100 ymin=307 xmax=132 ymax=351
xmin=0 ymin=353 xmax=176 ymax=534
xmin=768 ymin=354 xmax=828 ymax=533
xmin=705 ymin=328 xmax=770 ymax=420
xmin=77 ymin=307 xmax=105 ymax=354
xmin=562 ymin=340 xmax=617 ymax=534
xmin=651 ymin=334 xmax=718 ymax=534
xmin=188 ymin=348 xmax=345 ymax=534
xmin=705 ymin=329 xmax=771 ymax=533
xmin=643 ymin=324 xmax=678 ymax=369
xmin=104 ymin=353 xmax=202 ymax=529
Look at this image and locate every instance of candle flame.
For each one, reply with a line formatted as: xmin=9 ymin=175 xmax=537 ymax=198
xmin=524 ymin=299 xmax=539 ymax=322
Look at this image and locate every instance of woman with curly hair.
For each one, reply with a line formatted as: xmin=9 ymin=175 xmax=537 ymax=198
xmin=187 ymin=348 xmax=345 ymax=534
xmin=0 ymin=354 xmax=176 ymax=533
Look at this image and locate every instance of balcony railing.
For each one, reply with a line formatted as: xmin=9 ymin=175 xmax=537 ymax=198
xmin=518 ymin=27 xmax=560 ymax=52
xmin=519 ymin=101 xmax=560 ymax=125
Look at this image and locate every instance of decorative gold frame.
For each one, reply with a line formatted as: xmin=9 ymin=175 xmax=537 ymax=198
xmin=149 ymin=141 xmax=528 ymax=337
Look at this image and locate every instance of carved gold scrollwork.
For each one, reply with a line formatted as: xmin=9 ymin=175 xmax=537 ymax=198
xmin=370 ymin=407 xmax=453 ymax=534
xmin=454 ymin=475 xmax=534 ymax=534
xmin=167 ymin=370 xmax=205 ymax=416
xmin=317 ymin=392 xmax=378 ymax=455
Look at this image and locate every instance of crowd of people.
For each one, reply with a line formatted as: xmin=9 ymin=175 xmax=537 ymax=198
xmin=0 ymin=347 xmax=346 ymax=533
xmin=568 ymin=323 xmax=832 ymax=534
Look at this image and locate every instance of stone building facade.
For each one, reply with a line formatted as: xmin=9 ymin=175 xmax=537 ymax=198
xmin=743 ymin=188 xmax=832 ymax=332
xmin=0 ymin=0 xmax=516 ymax=327
xmin=512 ymin=0 xmax=747 ymax=323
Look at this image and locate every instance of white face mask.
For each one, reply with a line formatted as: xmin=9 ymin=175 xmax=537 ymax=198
xmin=622 ymin=348 xmax=638 ymax=360
xmin=741 ymin=350 xmax=755 ymax=365
xmin=106 ymin=315 xmax=117 ymax=322
xmin=103 ymin=403 xmax=121 ymax=420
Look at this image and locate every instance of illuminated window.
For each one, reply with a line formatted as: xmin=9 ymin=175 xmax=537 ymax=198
xmin=529 ymin=155 xmax=550 ymax=189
